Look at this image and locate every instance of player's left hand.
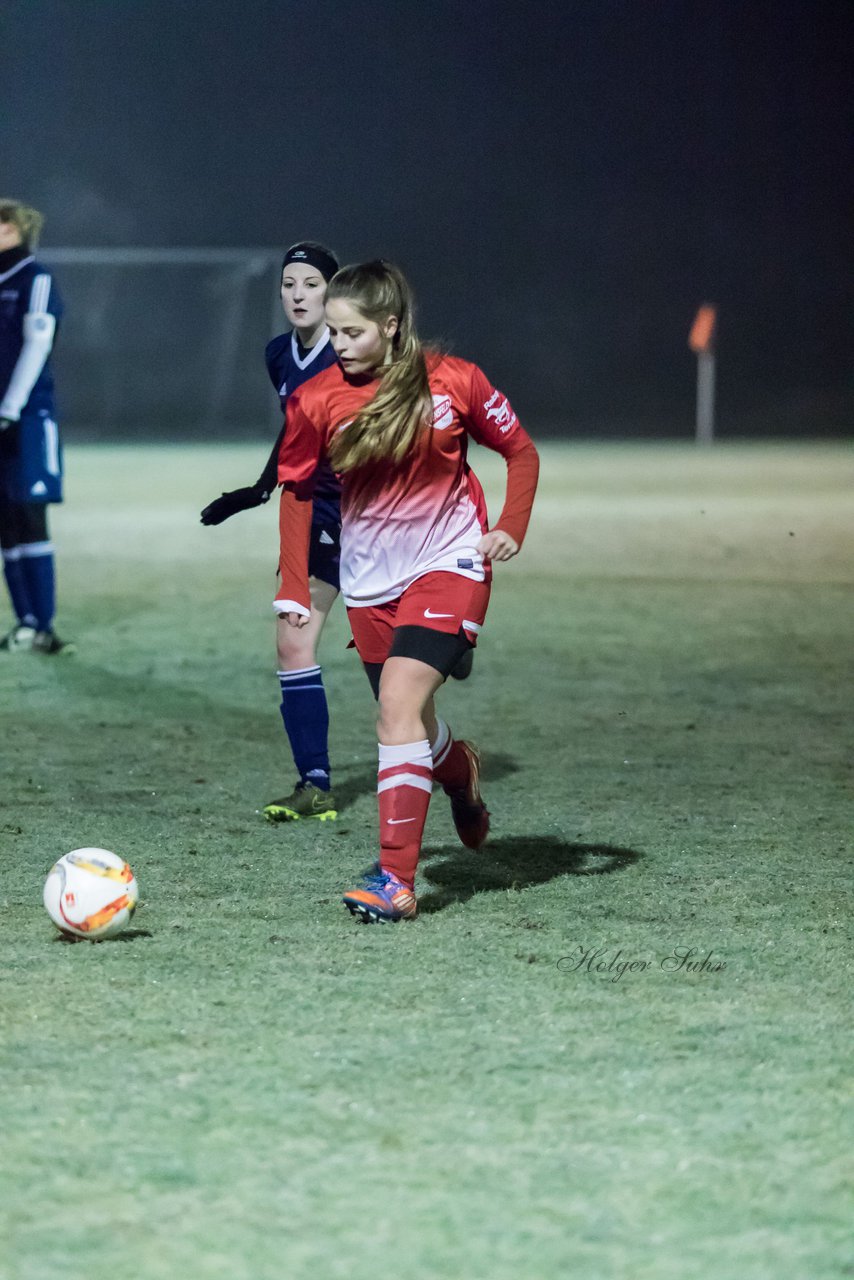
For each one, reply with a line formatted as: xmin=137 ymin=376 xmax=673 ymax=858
xmin=477 ymin=528 xmax=519 ymax=561
xmin=200 ymin=483 xmax=269 ymax=525
xmin=279 ymin=611 xmax=311 ymax=629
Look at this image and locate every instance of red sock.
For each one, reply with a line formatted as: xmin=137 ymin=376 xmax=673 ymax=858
xmin=378 ymin=740 xmax=433 ymax=889
xmin=432 ymin=721 xmax=469 ymax=792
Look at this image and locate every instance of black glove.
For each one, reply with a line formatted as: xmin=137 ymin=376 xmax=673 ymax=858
xmin=0 ymin=417 xmax=20 ymax=458
xmin=200 ymin=483 xmax=271 ymax=525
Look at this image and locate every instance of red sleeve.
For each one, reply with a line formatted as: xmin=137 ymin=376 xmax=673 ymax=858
xmin=275 ymin=392 xmax=326 ymax=612
xmin=277 ymin=392 xmax=326 ymax=495
xmin=463 ymin=364 xmax=540 ymax=547
xmin=276 ymin=488 xmax=313 ymax=613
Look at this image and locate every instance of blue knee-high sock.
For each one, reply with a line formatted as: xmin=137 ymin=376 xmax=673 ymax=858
xmin=19 ymin=542 xmax=56 ymax=631
xmin=2 ymin=548 xmax=37 ymax=627
xmin=277 ymin=665 xmax=331 ymax=789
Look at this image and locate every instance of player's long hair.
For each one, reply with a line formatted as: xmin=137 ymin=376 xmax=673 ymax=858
xmin=0 ymin=200 xmax=44 ymax=249
xmin=326 ymin=261 xmax=431 ymax=473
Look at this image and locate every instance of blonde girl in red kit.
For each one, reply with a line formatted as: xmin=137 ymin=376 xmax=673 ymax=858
xmin=275 ymin=260 xmax=539 ymax=921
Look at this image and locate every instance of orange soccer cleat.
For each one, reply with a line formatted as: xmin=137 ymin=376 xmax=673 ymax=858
xmin=342 ymin=870 xmax=417 ymax=924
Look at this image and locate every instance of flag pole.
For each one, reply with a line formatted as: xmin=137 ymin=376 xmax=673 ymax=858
xmin=688 ymin=304 xmax=717 ymax=445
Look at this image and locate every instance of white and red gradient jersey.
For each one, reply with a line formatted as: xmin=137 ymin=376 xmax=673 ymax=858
xmin=275 ymin=353 xmax=539 ymax=613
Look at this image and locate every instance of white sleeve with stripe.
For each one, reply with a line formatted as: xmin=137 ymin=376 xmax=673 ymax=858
xmin=0 ymin=273 xmax=57 ymax=420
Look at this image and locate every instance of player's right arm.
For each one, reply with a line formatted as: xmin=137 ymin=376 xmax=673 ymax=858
xmin=0 ymin=272 xmax=60 ymax=456
xmin=0 ymin=272 xmax=58 ymax=422
xmin=274 ymin=393 xmax=326 ymax=623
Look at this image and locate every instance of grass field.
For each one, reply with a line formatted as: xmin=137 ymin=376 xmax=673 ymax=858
xmin=1 ymin=441 xmax=852 ymax=1280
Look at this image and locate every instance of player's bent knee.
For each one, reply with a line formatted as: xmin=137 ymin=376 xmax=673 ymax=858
xmin=276 ymin=632 xmax=317 ymax=669
xmin=376 ymin=687 xmax=425 ymax=741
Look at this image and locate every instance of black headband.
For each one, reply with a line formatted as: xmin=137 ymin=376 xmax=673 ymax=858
xmin=281 ymin=243 xmax=339 ymax=282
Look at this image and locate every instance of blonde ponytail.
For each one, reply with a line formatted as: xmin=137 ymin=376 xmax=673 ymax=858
xmin=326 ymin=261 xmax=431 ymax=473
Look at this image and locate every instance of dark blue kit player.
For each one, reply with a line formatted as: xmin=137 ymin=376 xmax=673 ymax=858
xmin=201 ymin=242 xmax=345 ymax=821
xmin=0 ymin=200 xmax=70 ymax=654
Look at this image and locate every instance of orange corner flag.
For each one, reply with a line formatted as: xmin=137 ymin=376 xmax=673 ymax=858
xmin=689 ymin=304 xmax=717 ymax=354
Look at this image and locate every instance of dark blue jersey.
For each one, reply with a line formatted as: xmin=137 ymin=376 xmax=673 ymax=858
xmin=0 ymin=253 xmax=63 ymax=421
xmin=265 ymin=328 xmax=340 ymax=527
xmin=265 ymin=328 xmax=338 ymax=410
xmin=0 ymin=251 xmax=64 ymax=503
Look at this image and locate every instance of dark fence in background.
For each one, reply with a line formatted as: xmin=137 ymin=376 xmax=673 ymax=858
xmin=43 ymin=249 xmax=852 ymax=441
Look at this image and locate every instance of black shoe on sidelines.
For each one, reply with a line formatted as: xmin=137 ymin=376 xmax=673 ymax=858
xmin=0 ymin=624 xmax=36 ymax=651
xmin=262 ymin=782 xmax=337 ymax=822
xmin=33 ymin=629 xmax=75 ymax=655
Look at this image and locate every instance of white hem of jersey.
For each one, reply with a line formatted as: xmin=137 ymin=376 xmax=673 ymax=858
xmin=0 ymin=255 xmax=35 ymax=284
xmin=290 ymin=328 xmax=331 ymax=372
xmin=273 ymin=599 xmax=310 ymax=618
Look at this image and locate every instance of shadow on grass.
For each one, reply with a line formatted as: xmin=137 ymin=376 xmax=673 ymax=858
xmin=476 ymin=751 xmax=519 ymax=784
xmin=329 ymin=766 xmax=377 ymax=813
xmin=418 ymin=836 xmax=641 ymax=914
xmin=52 ymin=928 xmax=154 ymax=944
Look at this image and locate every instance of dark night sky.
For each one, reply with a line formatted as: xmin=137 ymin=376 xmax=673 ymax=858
xmin=1 ymin=0 xmax=851 ymax=435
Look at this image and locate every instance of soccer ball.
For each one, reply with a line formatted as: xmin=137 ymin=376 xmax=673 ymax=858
xmin=43 ymin=848 xmax=139 ymax=940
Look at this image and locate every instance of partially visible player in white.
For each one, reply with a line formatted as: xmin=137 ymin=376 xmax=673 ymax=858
xmin=275 ymin=260 xmax=539 ymax=922
xmin=0 ymin=199 xmax=70 ymax=654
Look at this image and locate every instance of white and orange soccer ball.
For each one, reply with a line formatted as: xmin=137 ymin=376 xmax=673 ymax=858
xmin=43 ymin=848 xmax=139 ymax=940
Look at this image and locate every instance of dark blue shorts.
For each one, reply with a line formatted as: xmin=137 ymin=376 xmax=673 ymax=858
xmin=308 ymin=521 xmax=340 ymax=590
xmin=0 ymin=409 xmax=63 ymax=504
xmin=0 ymin=498 xmax=49 ymax=548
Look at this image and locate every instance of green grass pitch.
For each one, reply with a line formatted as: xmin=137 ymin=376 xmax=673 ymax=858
xmin=1 ymin=441 xmax=851 ymax=1280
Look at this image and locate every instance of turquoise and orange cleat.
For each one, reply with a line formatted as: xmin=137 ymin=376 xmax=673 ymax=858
xmin=342 ymin=870 xmax=417 ymax=923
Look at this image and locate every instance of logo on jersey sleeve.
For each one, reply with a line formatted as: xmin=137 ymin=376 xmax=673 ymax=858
xmin=431 ymin=394 xmax=454 ymax=431
xmin=483 ymin=389 xmax=517 ymax=433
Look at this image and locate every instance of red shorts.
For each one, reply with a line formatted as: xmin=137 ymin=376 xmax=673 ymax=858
xmin=347 ymin=572 xmax=491 ymax=666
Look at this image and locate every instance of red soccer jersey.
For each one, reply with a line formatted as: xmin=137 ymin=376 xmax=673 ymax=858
xmin=275 ymin=353 xmax=539 ymax=612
